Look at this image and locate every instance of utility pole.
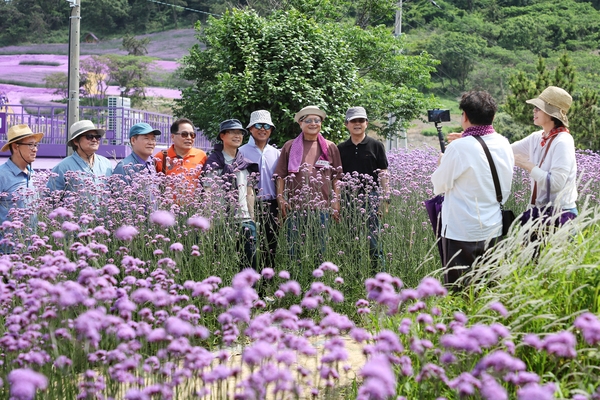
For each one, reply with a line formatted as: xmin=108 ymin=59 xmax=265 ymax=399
xmin=66 ymin=0 xmax=80 ymax=155
xmin=388 ymin=0 xmax=405 ymax=151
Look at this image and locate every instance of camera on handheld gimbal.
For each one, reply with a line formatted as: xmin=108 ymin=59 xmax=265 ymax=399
xmin=427 ymin=108 xmax=451 ymax=152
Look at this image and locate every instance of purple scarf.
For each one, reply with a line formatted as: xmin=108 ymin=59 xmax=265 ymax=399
xmin=288 ymin=132 xmax=329 ymax=173
xmin=461 ymin=125 xmax=496 ymax=137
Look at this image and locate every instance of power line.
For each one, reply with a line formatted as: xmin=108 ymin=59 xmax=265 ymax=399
xmin=146 ymin=0 xmax=222 ymax=17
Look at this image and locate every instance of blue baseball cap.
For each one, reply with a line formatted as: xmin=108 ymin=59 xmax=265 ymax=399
xmin=129 ymin=123 xmax=161 ymax=139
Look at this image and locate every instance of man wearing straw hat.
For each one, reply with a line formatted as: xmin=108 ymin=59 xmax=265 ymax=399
xmin=0 ymin=124 xmax=44 ymax=251
xmin=239 ymin=110 xmax=281 ymax=269
xmin=47 ymin=120 xmax=113 ymax=193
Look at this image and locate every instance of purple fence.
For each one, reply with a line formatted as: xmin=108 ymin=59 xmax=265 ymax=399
xmin=0 ymin=104 xmax=213 ymax=159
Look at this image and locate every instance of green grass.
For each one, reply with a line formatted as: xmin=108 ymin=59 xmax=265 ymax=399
xmin=0 ymin=79 xmax=45 ymax=88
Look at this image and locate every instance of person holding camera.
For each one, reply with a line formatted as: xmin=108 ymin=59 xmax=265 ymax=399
xmin=431 ymin=91 xmax=514 ymax=287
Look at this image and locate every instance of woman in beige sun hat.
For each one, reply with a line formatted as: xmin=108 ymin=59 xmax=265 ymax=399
xmin=511 ymin=86 xmax=578 ymax=218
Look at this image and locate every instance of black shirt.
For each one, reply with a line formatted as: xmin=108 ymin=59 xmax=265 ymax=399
xmin=337 ymin=135 xmax=388 ymax=187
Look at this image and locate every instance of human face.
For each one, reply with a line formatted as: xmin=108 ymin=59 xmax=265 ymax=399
xmin=14 ymin=139 xmax=40 ymax=164
xmin=249 ymin=124 xmax=272 ymax=146
xmin=299 ymin=114 xmax=322 ymax=138
xmin=533 ymin=106 xmax=553 ymax=129
xmin=76 ymin=131 xmax=101 ymax=154
xmin=220 ymin=129 xmax=244 ymax=151
xmin=171 ymin=122 xmax=195 ymax=154
xmin=131 ymin=134 xmax=158 ymax=159
xmin=345 ymin=118 xmax=368 ymax=137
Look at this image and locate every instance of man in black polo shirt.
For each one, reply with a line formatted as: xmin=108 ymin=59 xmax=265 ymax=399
xmin=338 ymin=106 xmax=389 ymax=271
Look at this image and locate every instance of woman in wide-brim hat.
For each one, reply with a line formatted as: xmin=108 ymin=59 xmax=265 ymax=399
xmin=512 ymin=86 xmax=578 ymax=218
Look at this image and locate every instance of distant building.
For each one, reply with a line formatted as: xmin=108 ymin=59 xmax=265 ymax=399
xmin=83 ymin=32 xmax=100 ymax=44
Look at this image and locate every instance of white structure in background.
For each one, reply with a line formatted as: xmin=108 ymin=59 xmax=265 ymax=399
xmin=108 ymin=96 xmax=131 ymax=143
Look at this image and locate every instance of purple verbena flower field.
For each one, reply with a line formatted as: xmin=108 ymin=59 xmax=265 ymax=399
xmin=0 ymin=148 xmax=599 ymax=399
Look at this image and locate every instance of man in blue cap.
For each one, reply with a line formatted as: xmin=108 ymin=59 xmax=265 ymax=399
xmin=113 ymin=122 xmax=161 ymax=177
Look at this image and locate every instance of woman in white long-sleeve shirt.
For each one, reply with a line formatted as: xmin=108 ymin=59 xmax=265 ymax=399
xmin=511 ymin=86 xmax=578 ymax=215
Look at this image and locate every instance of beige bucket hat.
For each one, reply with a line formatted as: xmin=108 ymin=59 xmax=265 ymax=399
xmin=526 ymin=86 xmax=572 ymax=127
xmin=2 ymin=124 xmax=44 ymax=152
xmin=68 ymin=120 xmax=105 ymax=145
xmin=294 ymin=106 xmax=326 ymax=123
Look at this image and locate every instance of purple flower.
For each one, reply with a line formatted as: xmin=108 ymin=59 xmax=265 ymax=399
xmin=358 ymin=354 xmax=396 ymax=400
xmin=61 ymin=221 xmax=80 ymax=232
xmin=150 ymin=210 xmax=176 ymax=227
xmin=261 ymin=268 xmax=275 ymax=279
xmin=319 ymin=261 xmax=339 ymax=272
xmin=472 ymin=350 xmax=526 ymax=376
xmin=448 ymin=372 xmax=481 ymax=397
xmin=312 ymin=269 xmax=324 ymax=278
xmin=480 ymin=373 xmax=508 ymax=400
xmin=48 ymin=207 xmax=74 ymax=219
xmin=416 ymin=277 xmax=447 ymax=298
xmin=115 ymin=225 xmax=139 ymax=241
xmin=542 ymin=331 xmax=577 ymax=358
xmin=523 ymin=334 xmax=543 ymax=349
xmin=8 ymin=369 xmax=48 ymax=400
xmin=489 ymin=301 xmax=509 ymax=317
xmin=165 ymin=317 xmax=194 ymax=337
xmin=278 ymin=270 xmax=290 ymax=279
xmin=169 ymin=242 xmax=184 ymax=252
xmin=187 ymin=216 xmax=210 ymax=230
xmin=517 ymin=383 xmax=556 ymax=400
xmin=574 ymin=312 xmax=600 ymax=345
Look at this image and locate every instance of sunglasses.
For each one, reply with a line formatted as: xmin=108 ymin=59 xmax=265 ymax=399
xmin=348 ymin=118 xmax=367 ymax=123
xmin=174 ymin=131 xmax=196 ymax=139
xmin=302 ymin=118 xmax=322 ymax=124
xmin=252 ymin=123 xmax=272 ymax=130
xmin=84 ymin=134 xmax=102 ymax=141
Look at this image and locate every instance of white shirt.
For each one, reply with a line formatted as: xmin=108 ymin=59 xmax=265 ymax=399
xmin=431 ymin=133 xmax=514 ymax=242
xmin=239 ymin=137 xmax=280 ymax=200
xmin=511 ymin=130 xmax=577 ymax=209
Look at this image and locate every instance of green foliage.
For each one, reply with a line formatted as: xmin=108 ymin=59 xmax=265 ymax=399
xmin=44 ymin=72 xmax=69 ymax=99
xmin=175 ymin=8 xmax=436 ymax=145
xmin=19 ymin=60 xmax=61 ymax=66
xmin=122 ymin=34 xmax=150 ymax=56
xmin=504 ymin=53 xmax=600 ymax=149
xmin=105 ymin=54 xmax=155 ymax=100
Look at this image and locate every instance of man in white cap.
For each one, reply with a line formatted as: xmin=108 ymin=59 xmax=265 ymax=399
xmin=1 ymin=124 xmax=44 ymax=250
xmin=274 ymin=105 xmax=342 ymax=262
xmin=239 ymin=110 xmax=281 ymax=269
xmin=338 ymin=106 xmax=389 ymax=271
xmin=47 ymin=120 xmax=113 ymax=193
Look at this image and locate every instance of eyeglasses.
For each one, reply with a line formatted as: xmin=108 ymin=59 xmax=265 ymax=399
xmin=17 ymin=142 xmax=39 ymax=150
xmin=302 ymin=118 xmax=322 ymax=124
xmin=174 ymin=131 xmax=196 ymax=139
xmin=348 ymin=118 xmax=367 ymax=123
xmin=84 ymin=134 xmax=102 ymax=141
xmin=252 ymin=123 xmax=272 ymax=130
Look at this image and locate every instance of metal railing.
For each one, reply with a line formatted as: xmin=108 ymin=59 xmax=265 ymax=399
xmin=0 ymin=104 xmax=213 ymax=158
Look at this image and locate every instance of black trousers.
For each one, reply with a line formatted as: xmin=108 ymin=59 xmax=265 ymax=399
xmin=256 ymin=199 xmax=279 ymax=269
xmin=441 ymin=236 xmax=500 ymax=287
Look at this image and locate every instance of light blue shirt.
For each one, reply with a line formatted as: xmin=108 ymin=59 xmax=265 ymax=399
xmin=239 ymin=137 xmax=280 ymax=200
xmin=47 ymin=152 xmax=113 ymax=192
xmin=0 ymin=159 xmax=34 ymax=225
xmin=113 ymin=152 xmax=156 ymax=179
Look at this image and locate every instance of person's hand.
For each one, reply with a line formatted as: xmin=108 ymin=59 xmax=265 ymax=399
xmin=446 ymin=132 xmax=463 ymax=143
xmin=514 ymin=154 xmax=535 ymax=173
xmin=332 ymin=203 xmax=341 ymax=222
xmin=277 ymin=197 xmax=290 ymax=223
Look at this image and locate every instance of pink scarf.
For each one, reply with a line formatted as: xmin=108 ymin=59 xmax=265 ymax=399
xmin=541 ymin=126 xmax=569 ymax=147
xmin=461 ymin=125 xmax=496 ymax=137
xmin=287 ymin=132 xmax=329 ymax=173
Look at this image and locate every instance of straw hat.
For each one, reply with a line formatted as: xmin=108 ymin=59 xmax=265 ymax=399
xmin=68 ymin=120 xmax=105 ymax=145
xmin=246 ymin=110 xmax=275 ymax=130
xmin=2 ymin=124 xmax=44 ymax=152
xmin=526 ymin=86 xmax=572 ymax=127
xmin=294 ymin=106 xmax=326 ymax=123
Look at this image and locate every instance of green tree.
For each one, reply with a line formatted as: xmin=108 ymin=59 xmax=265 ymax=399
xmin=175 ymin=9 xmax=359 ymax=145
xmin=44 ymin=72 xmax=69 ymax=99
xmin=175 ymin=8 xmax=436 ymax=145
xmin=122 ymin=34 xmax=150 ymax=56
xmin=105 ymin=55 xmax=154 ymax=101
xmin=504 ymin=53 xmax=600 ymax=149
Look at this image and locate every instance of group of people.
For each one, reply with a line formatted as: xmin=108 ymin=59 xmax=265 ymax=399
xmin=1 ymin=87 xmax=579 ymax=289
xmin=432 ymin=86 xmax=578 ymax=286
xmin=1 ymin=105 xmax=390 ymax=273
